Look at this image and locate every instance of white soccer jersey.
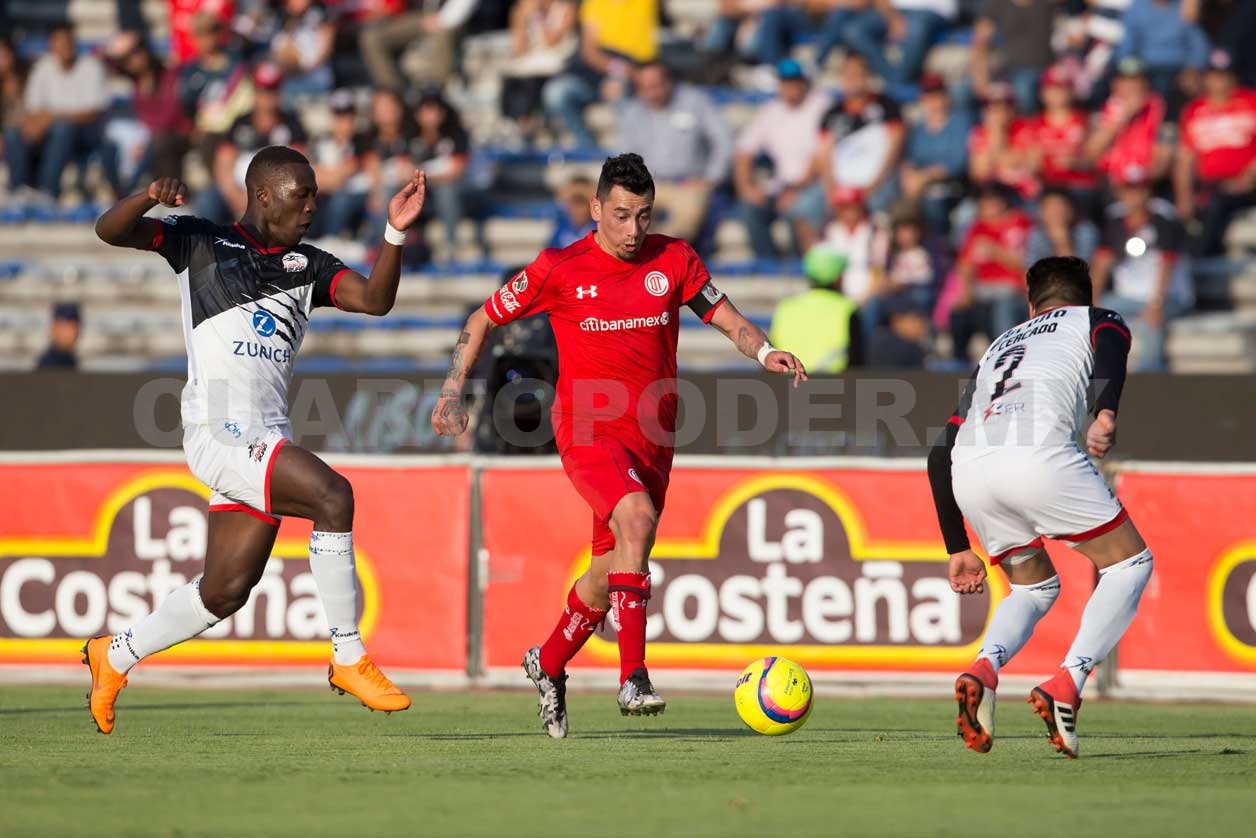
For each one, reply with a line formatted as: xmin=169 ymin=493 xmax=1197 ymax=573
xmin=952 ymin=305 xmax=1130 ymax=466
xmin=143 ymin=216 xmax=350 ymax=427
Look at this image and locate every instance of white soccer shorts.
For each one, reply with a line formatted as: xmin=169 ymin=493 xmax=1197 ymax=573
xmin=183 ymin=420 xmax=292 ymax=525
xmin=951 ymin=444 xmax=1127 ymax=565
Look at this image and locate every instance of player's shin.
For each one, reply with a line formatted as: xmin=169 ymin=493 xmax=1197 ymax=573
xmin=308 ymin=530 xmax=367 ymax=665
xmin=106 ymin=578 xmax=221 ymax=674
xmin=975 ymin=574 xmax=1061 ymax=680
xmin=1061 ymin=549 xmax=1154 ymax=692
xmin=539 ymin=584 xmax=609 ymax=678
xmin=608 ymin=571 xmax=651 ymax=683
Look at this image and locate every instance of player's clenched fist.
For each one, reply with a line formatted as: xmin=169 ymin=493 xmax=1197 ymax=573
xmin=147 ymin=178 xmax=188 ymax=208
xmin=431 ymin=393 xmax=468 ymax=436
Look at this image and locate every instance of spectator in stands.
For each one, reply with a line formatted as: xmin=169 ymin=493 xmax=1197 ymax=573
xmin=4 ymin=24 xmax=108 ymax=202
xmin=813 ymin=52 xmax=905 ymax=223
xmin=177 ymin=13 xmax=254 ymax=164
xmin=500 ymin=0 xmax=578 ymax=144
xmin=821 ymin=186 xmax=886 ymax=314
xmin=310 ymin=90 xmax=370 ymax=238
xmin=769 ymin=245 xmax=864 ymax=373
xmin=1024 ymin=63 xmax=1098 ymax=212
xmin=1061 ymin=0 xmax=1131 ymax=105
xmin=412 ymin=92 xmax=476 ymax=260
xmin=900 ymin=73 xmax=969 ymax=235
xmin=1084 ymin=57 xmax=1172 ymax=185
xmin=948 ymin=184 xmax=1032 ymax=359
xmin=1174 ymin=48 xmax=1256 ymax=256
xmin=36 ymin=302 xmax=81 ymax=371
xmin=1115 ymin=0 xmax=1209 ymax=110
xmin=202 ymin=63 xmax=307 ymax=221
xmin=271 ymin=0 xmax=336 ymax=97
xmin=168 ymin=0 xmax=235 ymax=66
xmin=971 ymin=0 xmax=1059 ymax=114
xmin=968 ymin=82 xmax=1038 ymax=203
xmin=542 ymin=0 xmax=659 ymax=148
xmin=875 ymin=201 xmax=944 ymax=319
xmin=0 ymin=37 xmax=29 ymax=182
xmin=1092 ymin=164 xmax=1193 ymax=370
xmin=359 ymin=0 xmax=480 ymax=90
xmin=548 ymin=173 xmax=596 ymax=248
xmin=365 ymin=88 xmax=418 ymax=236
xmin=101 ymin=37 xmax=191 ymax=195
xmin=1026 ymin=187 xmax=1099 ymax=264
xmin=733 ymin=59 xmax=832 ymax=260
xmin=866 ymin=292 xmax=932 ymax=368
xmin=841 ymin=0 xmax=958 ymax=85
xmin=616 ymin=61 xmax=733 ymax=243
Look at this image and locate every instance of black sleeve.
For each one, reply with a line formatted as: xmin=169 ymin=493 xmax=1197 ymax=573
xmin=147 ymin=215 xmax=213 ymax=274
xmin=1088 ymin=307 xmax=1131 ymax=415
xmin=685 ymin=281 xmax=727 ymax=322
xmin=847 ymin=308 xmax=864 ymax=368
xmin=927 ymin=367 xmax=979 ymax=554
xmin=309 ymin=247 xmax=352 ymax=309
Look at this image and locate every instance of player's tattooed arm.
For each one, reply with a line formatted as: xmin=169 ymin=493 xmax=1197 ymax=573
xmin=432 ymin=309 xmax=496 ymax=436
xmin=95 ymin=178 xmax=188 ymax=250
xmin=708 ymin=298 xmax=808 ymax=386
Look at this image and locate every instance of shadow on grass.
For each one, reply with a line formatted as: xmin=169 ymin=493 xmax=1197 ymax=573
xmin=1083 ymin=749 xmax=1213 ymax=760
xmin=0 ymin=701 xmax=308 ymax=716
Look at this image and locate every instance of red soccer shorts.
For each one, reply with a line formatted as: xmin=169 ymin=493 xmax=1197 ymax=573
xmin=559 ymin=436 xmax=671 ymax=556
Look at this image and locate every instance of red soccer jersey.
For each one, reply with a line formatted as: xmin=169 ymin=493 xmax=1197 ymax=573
xmin=1097 ymin=94 xmax=1165 ymax=180
xmin=959 ymin=211 xmax=1033 ymax=289
xmin=1180 ymin=89 xmax=1256 ymax=183
xmin=969 ymin=121 xmax=1039 ymax=199
xmin=483 ymin=232 xmax=724 ymax=459
xmin=1029 ymin=109 xmax=1097 ymax=189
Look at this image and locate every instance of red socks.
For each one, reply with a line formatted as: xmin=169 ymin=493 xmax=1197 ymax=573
xmin=539 ymin=584 xmax=608 ymax=678
xmin=608 ymin=571 xmax=651 ymax=684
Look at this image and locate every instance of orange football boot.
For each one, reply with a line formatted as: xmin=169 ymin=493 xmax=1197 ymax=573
xmin=82 ymin=635 xmax=128 ymax=734
xmin=328 ymin=656 xmax=411 ymax=713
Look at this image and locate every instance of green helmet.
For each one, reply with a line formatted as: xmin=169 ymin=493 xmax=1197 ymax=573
xmin=803 ymin=246 xmax=848 ymax=288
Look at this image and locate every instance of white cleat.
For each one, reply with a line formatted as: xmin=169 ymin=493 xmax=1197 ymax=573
xmin=617 ymin=668 xmax=666 ymax=716
xmin=522 ymin=645 xmax=568 ymax=739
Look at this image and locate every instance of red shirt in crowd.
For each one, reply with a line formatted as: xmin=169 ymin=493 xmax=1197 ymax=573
xmin=1029 ymin=109 xmax=1097 ymax=189
xmin=169 ymin=0 xmax=235 ymax=64
xmin=969 ymin=121 xmax=1039 ymax=199
xmin=1097 ymin=94 xmax=1165 ymax=181
xmin=959 ymin=211 xmax=1033 ymax=289
xmin=1180 ymin=88 xmax=1256 ymax=183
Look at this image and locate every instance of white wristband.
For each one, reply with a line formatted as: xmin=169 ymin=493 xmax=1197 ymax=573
xmin=756 ymin=342 xmax=775 ymax=367
xmin=383 ymin=222 xmax=407 ymax=246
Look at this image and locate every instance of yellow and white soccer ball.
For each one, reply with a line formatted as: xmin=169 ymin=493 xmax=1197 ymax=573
xmin=734 ymin=656 xmax=814 ymax=736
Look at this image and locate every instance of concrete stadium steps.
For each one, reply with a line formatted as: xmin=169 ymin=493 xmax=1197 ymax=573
xmin=1166 ymin=311 xmax=1256 ymax=374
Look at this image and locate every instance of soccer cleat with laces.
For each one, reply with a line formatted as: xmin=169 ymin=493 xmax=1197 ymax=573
xmin=1029 ymin=668 xmax=1082 ymax=759
xmin=82 ymin=635 xmax=128 ymax=735
xmin=617 ymin=668 xmax=666 ymax=716
xmin=954 ymin=657 xmax=998 ymax=754
xmin=328 ymin=656 xmax=411 ymax=713
xmin=522 ymin=645 xmax=568 ymax=739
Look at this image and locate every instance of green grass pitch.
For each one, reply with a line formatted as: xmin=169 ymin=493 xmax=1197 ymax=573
xmin=2 ymin=684 xmax=1254 ymax=837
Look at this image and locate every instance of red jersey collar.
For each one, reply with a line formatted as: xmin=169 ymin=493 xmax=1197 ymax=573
xmin=234 ymin=222 xmax=289 ymax=254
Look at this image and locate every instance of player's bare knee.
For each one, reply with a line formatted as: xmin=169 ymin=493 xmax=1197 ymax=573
xmin=1001 ymin=549 xmax=1057 ymax=585
xmin=613 ymin=510 xmax=657 ymax=553
xmin=315 ymin=472 xmax=354 ymax=530
xmin=1075 ymin=518 xmax=1147 ymax=570
xmin=199 ymin=575 xmax=254 ymax=619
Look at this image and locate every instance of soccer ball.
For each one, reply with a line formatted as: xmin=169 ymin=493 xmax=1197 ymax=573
xmin=734 ymin=656 xmax=814 ymax=736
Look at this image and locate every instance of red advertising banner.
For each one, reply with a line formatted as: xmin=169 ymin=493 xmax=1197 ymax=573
xmin=480 ymin=463 xmax=1097 ymax=676
xmin=1115 ymin=469 xmax=1256 ymax=673
xmin=0 ymin=458 xmax=470 ymax=671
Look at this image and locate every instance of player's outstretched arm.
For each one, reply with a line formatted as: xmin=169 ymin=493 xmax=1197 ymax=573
xmin=95 ymin=178 xmax=187 ymax=250
xmin=708 ymin=298 xmax=808 ymax=387
xmin=431 ymin=306 xmax=496 ymax=436
xmin=327 ymin=170 xmax=426 ymax=316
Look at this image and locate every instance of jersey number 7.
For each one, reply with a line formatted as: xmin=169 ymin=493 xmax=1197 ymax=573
xmin=991 ymin=345 xmax=1026 ymax=400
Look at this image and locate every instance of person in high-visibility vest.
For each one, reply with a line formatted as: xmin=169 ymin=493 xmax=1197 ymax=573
xmin=769 ymin=245 xmax=864 ymax=373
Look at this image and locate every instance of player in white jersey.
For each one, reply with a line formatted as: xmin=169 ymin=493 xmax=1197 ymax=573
xmin=83 ymin=146 xmax=426 ymax=733
xmin=928 ymin=256 xmax=1153 ymax=759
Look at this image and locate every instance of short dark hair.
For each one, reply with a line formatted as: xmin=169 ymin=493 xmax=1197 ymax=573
xmin=596 ymin=153 xmax=654 ymax=201
xmin=1026 ymin=256 xmax=1093 ymax=309
xmin=245 ymin=145 xmax=311 ymax=192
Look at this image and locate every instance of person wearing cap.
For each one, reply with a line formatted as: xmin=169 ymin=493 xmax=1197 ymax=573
xmin=36 ymin=302 xmax=81 ymax=370
xmin=1115 ymin=0 xmax=1209 ymax=109
xmin=1092 ymin=164 xmax=1193 ymax=370
xmin=768 ymin=245 xmax=864 ymax=374
xmin=270 ymin=0 xmax=336 ymax=97
xmin=1174 ymin=48 xmax=1256 ymax=256
xmin=1023 ymin=63 xmax=1098 ymax=210
xmin=865 ymin=290 xmax=932 ymax=368
xmin=202 ymin=63 xmax=307 ymax=222
xmin=615 ymin=60 xmax=733 ymax=243
xmin=310 ymin=91 xmax=370 ymax=238
xmin=971 ymin=0 xmax=1058 ymax=115
xmin=821 ymin=185 xmax=886 ymax=310
xmin=948 ymin=183 xmax=1032 ymax=360
xmin=1084 ymin=56 xmax=1171 ymax=185
xmin=733 ymin=57 xmax=833 ymax=259
xmin=176 ymin=12 xmax=252 ymax=152
xmin=900 ymin=73 xmax=970 ymax=235
xmin=968 ymin=81 xmax=1038 ymax=202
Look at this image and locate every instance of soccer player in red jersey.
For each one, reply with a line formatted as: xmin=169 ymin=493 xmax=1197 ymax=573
xmin=431 ymin=154 xmax=807 ymax=737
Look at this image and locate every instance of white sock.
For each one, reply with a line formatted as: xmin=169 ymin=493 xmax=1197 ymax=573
xmin=977 ymin=575 xmax=1061 ymax=674
xmin=1062 ymin=549 xmax=1154 ymax=692
xmin=309 ymin=530 xmax=367 ymax=665
xmin=107 ymin=578 xmax=221 ymax=674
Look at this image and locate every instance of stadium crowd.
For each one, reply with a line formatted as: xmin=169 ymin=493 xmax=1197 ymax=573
xmin=3 ymin=0 xmax=1256 ymax=372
